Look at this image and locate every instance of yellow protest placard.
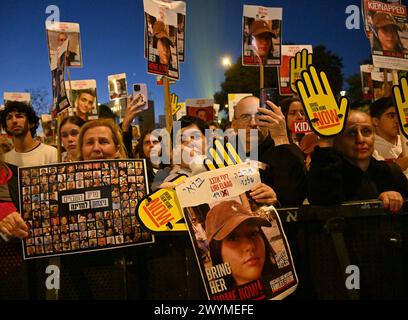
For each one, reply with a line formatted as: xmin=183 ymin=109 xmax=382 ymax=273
xmin=296 ymin=65 xmax=349 ymax=137
xmin=137 ymin=175 xmax=188 ymax=232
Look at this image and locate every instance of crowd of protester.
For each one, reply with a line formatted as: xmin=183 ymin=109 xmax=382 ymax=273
xmin=0 ymin=92 xmax=407 ymax=239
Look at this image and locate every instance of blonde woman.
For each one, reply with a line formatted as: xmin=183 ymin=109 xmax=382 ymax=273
xmin=77 ymin=118 xmax=127 ymax=161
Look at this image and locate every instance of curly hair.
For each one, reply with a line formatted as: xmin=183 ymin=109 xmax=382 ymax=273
xmin=1 ymin=101 xmax=40 ymax=137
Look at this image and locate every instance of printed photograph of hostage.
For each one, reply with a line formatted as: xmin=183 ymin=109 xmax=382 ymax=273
xmin=153 ymin=20 xmax=174 ymax=67
xmin=205 ymin=200 xmax=279 ymax=290
xmin=147 ymin=18 xmax=179 ymax=79
xmin=242 ymin=15 xmax=282 ymax=66
xmin=371 ymin=12 xmax=407 ymax=56
xmin=73 ymin=89 xmax=97 ymax=121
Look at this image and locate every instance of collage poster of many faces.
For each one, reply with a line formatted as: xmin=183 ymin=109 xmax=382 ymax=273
xmin=20 ymin=159 xmax=154 ymax=259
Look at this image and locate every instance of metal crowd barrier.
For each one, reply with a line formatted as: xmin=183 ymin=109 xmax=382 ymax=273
xmin=1 ymin=200 xmax=407 ymax=300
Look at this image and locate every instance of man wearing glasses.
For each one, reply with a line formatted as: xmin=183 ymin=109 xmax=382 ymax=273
xmin=231 ymin=96 xmax=307 ymax=206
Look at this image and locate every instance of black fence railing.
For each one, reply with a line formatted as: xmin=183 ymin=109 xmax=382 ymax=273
xmin=1 ymin=200 xmax=407 ymax=300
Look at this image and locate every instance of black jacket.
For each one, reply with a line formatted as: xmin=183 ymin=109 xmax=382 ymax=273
xmin=307 ymin=147 xmax=408 ymax=205
xmin=254 ymin=136 xmax=307 ymax=206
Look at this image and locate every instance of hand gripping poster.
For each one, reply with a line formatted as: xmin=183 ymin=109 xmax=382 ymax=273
xmin=175 ymin=163 xmax=298 ymax=300
xmin=46 ymin=21 xmax=83 ymax=68
xmin=144 ymin=0 xmax=180 ymax=80
xmin=363 ymin=0 xmax=408 ymax=70
xmin=65 ymin=80 xmax=98 ymax=121
xmin=242 ymin=5 xmax=282 ymax=67
xmin=19 ymin=159 xmax=153 ymax=259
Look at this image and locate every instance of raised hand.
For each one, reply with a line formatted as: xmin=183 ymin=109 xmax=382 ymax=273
xmin=290 ymin=48 xmax=313 ymax=93
xmin=296 ymin=65 xmax=349 ymax=137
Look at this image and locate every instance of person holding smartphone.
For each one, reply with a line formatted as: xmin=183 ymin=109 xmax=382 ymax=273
xmin=231 ymin=96 xmax=307 ymax=206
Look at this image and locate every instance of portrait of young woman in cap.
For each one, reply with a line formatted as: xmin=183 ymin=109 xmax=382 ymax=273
xmin=205 ymin=200 xmax=278 ymax=289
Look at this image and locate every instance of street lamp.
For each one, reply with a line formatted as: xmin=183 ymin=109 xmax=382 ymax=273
xmin=221 ymin=56 xmax=232 ymax=68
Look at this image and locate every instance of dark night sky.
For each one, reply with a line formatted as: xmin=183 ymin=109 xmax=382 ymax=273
xmin=0 ymin=0 xmax=375 ymax=120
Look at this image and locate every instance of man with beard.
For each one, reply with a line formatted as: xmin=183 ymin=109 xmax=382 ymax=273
xmin=1 ymin=102 xmax=57 ymax=167
xmin=231 ymin=96 xmax=307 ymax=206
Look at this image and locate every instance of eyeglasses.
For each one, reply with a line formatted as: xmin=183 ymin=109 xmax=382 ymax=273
xmin=236 ymin=114 xmax=261 ymax=123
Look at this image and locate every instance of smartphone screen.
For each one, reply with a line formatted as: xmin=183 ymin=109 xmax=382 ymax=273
xmin=132 ymin=83 xmax=148 ymax=111
xmin=260 ymin=87 xmax=278 ymax=109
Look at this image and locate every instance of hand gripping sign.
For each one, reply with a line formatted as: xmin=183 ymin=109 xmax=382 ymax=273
xmin=290 ymin=48 xmax=312 ymax=94
xmin=295 ymin=65 xmax=350 ymax=137
xmin=137 ymin=175 xmax=188 ymax=232
xmin=392 ymin=76 xmax=408 ymax=139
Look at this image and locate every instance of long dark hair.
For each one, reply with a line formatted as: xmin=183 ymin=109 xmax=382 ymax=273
xmin=279 ymin=97 xmax=303 ymax=144
xmin=209 ymin=226 xmax=278 ymax=290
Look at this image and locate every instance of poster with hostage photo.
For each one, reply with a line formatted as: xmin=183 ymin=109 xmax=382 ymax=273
xmin=176 ymin=163 xmax=298 ymax=300
xmin=108 ymin=73 xmax=128 ymax=101
xmin=242 ymin=5 xmax=282 ymax=66
xmin=19 ymin=159 xmax=153 ymax=260
xmin=185 ymin=99 xmax=215 ymax=122
xmin=364 ymin=0 xmax=408 ymax=70
xmin=3 ymin=92 xmax=31 ymax=107
xmin=65 ymin=80 xmax=98 ymax=121
xmin=50 ymin=39 xmax=71 ymax=116
xmin=46 ymin=21 xmax=83 ymax=68
xmin=144 ymin=0 xmax=180 ymax=80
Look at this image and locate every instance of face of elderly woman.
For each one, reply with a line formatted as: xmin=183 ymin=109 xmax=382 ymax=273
xmin=82 ymin=126 xmax=118 ymax=160
xmin=335 ymin=111 xmax=374 ymax=168
xmin=221 ymin=221 xmax=266 ymax=286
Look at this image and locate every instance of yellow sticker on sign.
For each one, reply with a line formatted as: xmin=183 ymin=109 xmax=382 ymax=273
xmin=137 ymin=175 xmax=187 ymax=232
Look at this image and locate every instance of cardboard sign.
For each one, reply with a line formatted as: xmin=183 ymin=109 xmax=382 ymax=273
xmin=108 ymin=73 xmax=128 ymax=101
xmin=363 ymin=0 xmax=408 ymax=71
xmin=170 ymin=93 xmax=181 ymax=115
xmin=175 ymin=164 xmax=298 ymax=300
xmin=392 ymin=75 xmax=408 ymax=138
xmin=242 ymin=5 xmax=283 ymax=66
xmin=185 ymin=98 xmax=214 ymax=122
xmin=144 ymin=0 xmax=180 ymax=80
xmin=204 ymin=140 xmax=242 ymax=171
xmin=65 ymin=79 xmax=98 ymax=121
xmin=291 ymin=120 xmax=312 ymax=134
xmin=50 ymin=39 xmax=71 ymax=117
xmin=278 ymin=46 xmax=313 ymax=96
xmin=46 ymin=21 xmax=82 ymax=68
xmin=137 ymin=176 xmax=187 ymax=233
xmin=3 ymin=92 xmax=31 ymax=106
xmin=296 ymin=65 xmax=349 ymax=137
xmin=20 ymin=160 xmax=153 ymax=259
